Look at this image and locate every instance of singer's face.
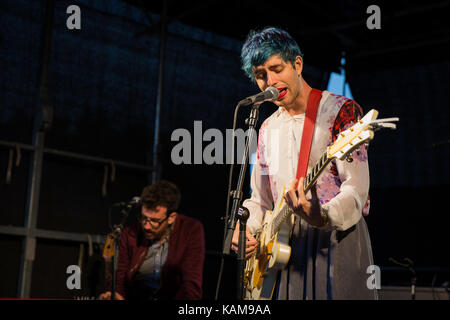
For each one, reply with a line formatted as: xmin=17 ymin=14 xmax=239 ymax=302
xmin=140 ymin=205 xmax=176 ymax=241
xmin=253 ymin=54 xmax=303 ymax=109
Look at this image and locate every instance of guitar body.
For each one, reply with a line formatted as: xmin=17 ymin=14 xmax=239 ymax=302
xmin=245 ymin=188 xmax=294 ymax=300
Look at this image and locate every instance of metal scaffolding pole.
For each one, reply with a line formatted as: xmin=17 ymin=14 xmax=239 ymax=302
xmin=17 ymin=0 xmax=55 ymax=298
xmin=17 ymin=130 xmax=45 ymax=299
xmin=0 ymin=140 xmax=156 ymax=172
xmin=151 ymin=0 xmax=168 ymax=183
xmin=0 ymin=226 xmax=104 ymax=244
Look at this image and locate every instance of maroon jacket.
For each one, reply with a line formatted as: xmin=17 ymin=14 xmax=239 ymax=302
xmin=110 ymin=214 xmax=205 ymax=300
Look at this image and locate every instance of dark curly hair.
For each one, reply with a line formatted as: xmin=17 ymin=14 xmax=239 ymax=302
xmin=140 ymin=180 xmax=181 ymax=214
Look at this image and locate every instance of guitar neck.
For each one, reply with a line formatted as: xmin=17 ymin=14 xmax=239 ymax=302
xmin=269 ymin=108 xmax=392 ymax=237
xmin=272 ymin=150 xmax=332 ymax=235
xmin=303 ymin=150 xmax=332 ymax=193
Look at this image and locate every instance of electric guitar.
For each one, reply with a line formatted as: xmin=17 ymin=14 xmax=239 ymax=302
xmin=244 ymin=109 xmax=398 ymax=300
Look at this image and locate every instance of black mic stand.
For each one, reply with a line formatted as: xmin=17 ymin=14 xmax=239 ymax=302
xmin=237 ymin=207 xmax=250 ymax=299
xmin=110 ymin=203 xmax=134 ymax=300
xmin=389 ymin=257 xmax=417 ymax=300
xmin=222 ymin=103 xmax=260 ymax=300
xmin=405 ymin=259 xmax=417 ymax=300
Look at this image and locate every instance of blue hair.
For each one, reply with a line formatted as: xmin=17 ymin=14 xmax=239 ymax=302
xmin=241 ymin=27 xmax=303 ymax=82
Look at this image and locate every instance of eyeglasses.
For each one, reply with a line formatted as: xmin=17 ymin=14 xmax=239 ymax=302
xmin=139 ymin=214 xmax=169 ymax=228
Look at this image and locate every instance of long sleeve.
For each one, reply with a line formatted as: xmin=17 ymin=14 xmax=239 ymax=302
xmin=321 ymin=100 xmax=370 ymax=231
xmin=175 ymin=220 xmax=205 ymax=299
xmin=116 ymin=231 xmax=132 ymax=297
xmin=243 ymin=124 xmax=274 ymax=234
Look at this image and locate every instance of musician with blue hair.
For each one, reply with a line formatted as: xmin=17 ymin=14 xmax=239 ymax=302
xmin=231 ymin=27 xmax=377 ymax=300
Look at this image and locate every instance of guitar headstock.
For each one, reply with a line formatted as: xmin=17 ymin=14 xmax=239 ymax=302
xmin=102 ymin=234 xmax=115 ymax=262
xmin=327 ymin=109 xmax=398 ymax=161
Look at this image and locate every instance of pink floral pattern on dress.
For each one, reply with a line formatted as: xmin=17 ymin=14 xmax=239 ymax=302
xmin=316 ymin=96 xmax=371 ymax=215
xmin=317 ymin=166 xmax=342 ymax=205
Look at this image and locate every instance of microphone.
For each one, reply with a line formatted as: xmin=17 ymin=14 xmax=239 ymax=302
xmin=238 ymin=86 xmax=279 ymax=107
xmin=113 ymin=196 xmax=141 ymax=208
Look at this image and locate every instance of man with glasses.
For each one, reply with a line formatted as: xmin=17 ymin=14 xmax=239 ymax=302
xmin=99 ymin=180 xmax=205 ymax=300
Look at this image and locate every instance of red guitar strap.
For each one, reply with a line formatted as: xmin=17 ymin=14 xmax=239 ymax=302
xmin=295 ymin=88 xmax=322 ymax=184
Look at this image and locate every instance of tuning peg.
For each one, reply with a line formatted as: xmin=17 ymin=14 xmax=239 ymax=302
xmin=355 ymin=147 xmax=361 ymax=156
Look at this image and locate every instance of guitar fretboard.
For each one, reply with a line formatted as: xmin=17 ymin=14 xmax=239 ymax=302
xmin=304 ymin=151 xmax=330 ymax=193
xmin=271 ymin=150 xmax=332 ymax=236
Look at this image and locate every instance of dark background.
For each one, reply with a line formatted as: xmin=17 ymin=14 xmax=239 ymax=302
xmin=1 ymin=0 xmax=449 ymax=299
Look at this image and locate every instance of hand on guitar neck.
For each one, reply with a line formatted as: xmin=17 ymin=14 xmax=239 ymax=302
xmin=231 ymin=223 xmax=258 ymax=259
xmin=284 ymin=177 xmax=326 ymax=228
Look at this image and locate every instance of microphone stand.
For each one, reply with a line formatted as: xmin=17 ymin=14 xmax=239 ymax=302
xmin=237 ymin=207 xmax=250 ymax=299
xmin=389 ymin=257 xmax=417 ymax=300
xmin=110 ymin=203 xmax=134 ymax=300
xmin=405 ymin=259 xmax=417 ymax=300
xmin=222 ymin=103 xmax=260 ymax=300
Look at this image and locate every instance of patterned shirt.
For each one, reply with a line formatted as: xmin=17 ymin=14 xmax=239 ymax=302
xmin=243 ymin=90 xmax=370 ymax=232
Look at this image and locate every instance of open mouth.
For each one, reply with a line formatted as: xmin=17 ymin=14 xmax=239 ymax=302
xmin=277 ymin=88 xmax=287 ymax=100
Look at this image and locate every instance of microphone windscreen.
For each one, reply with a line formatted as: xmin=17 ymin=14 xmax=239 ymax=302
xmin=131 ymin=196 xmax=141 ymax=205
xmin=265 ymin=86 xmax=279 ymax=100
